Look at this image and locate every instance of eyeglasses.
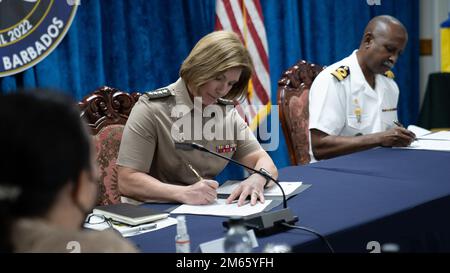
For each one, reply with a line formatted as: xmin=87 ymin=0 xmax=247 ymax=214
xmin=85 ymin=214 xmax=113 ymax=228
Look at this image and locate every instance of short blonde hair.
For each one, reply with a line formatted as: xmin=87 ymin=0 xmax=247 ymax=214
xmin=179 ymin=31 xmax=254 ymax=101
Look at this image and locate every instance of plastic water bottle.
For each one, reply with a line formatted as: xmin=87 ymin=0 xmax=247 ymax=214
xmin=175 ymin=215 xmax=190 ymax=253
xmin=223 ymin=217 xmax=252 ymax=253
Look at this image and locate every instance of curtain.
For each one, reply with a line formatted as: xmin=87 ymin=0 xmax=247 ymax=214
xmin=0 ymin=0 xmax=216 ymax=98
xmin=263 ymin=0 xmax=419 ymax=169
xmin=0 ymin=0 xmax=419 ymax=178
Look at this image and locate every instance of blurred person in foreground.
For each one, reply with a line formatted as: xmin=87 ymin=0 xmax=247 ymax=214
xmin=0 ymin=91 xmax=138 ymax=253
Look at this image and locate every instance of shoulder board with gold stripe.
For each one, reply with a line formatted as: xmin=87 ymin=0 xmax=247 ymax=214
xmin=384 ymin=70 xmax=395 ymax=79
xmin=331 ymin=66 xmax=350 ymax=81
xmin=145 ymin=88 xmax=172 ymax=100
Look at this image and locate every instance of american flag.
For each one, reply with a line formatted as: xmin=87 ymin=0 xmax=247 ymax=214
xmin=215 ymin=0 xmax=271 ymax=131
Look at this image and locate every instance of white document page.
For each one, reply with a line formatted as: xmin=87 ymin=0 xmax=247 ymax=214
xmin=84 ymin=215 xmax=177 ymax=237
xmin=217 ymin=181 xmax=302 ymax=197
xmin=170 ymin=199 xmax=272 ymax=217
xmin=407 ymin=125 xmax=431 ymax=137
xmin=419 ymin=131 xmax=450 ymax=141
xmin=401 ymin=139 xmax=450 ymax=152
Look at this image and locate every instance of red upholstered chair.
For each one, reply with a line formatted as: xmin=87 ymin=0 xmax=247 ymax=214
xmin=79 ymin=87 xmax=141 ymax=205
xmin=277 ymin=60 xmax=325 ymax=165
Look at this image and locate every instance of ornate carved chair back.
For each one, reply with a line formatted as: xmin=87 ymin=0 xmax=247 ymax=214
xmin=79 ymin=86 xmax=140 ymax=205
xmin=277 ymin=61 xmax=324 ymax=165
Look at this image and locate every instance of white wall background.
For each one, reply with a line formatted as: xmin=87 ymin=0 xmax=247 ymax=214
xmin=419 ymin=0 xmax=450 ymax=109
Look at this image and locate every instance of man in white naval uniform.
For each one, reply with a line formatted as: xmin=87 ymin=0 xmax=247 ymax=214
xmin=308 ymin=15 xmax=416 ymax=162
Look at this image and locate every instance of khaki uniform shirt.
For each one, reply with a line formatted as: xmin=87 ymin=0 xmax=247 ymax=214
xmin=12 ymin=218 xmax=138 ymax=253
xmin=308 ymin=50 xmax=400 ymax=162
xmin=117 ymin=78 xmax=262 ymax=186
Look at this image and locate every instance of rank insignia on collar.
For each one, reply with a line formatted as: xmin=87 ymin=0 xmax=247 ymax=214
xmin=216 ymin=143 xmax=237 ymax=153
xmin=331 ymin=66 xmax=350 ymax=81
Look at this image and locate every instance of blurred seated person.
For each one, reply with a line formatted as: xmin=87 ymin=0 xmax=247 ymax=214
xmin=308 ymin=15 xmax=416 ymax=162
xmin=0 ymin=91 xmax=138 ymax=253
xmin=117 ymin=31 xmax=277 ymax=207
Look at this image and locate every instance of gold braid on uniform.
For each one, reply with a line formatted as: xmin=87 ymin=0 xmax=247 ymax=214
xmin=331 ymin=66 xmax=350 ymax=81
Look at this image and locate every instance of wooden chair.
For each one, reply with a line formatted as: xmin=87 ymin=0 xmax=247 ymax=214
xmin=277 ymin=60 xmax=324 ymax=165
xmin=79 ymin=86 xmax=141 ymax=205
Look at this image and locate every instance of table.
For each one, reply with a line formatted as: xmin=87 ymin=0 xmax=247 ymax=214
xmin=130 ymin=148 xmax=450 ymax=252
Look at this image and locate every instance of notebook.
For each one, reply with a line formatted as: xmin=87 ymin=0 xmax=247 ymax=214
xmin=93 ymin=203 xmax=169 ymax=226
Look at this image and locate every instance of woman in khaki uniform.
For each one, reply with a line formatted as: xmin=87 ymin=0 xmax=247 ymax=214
xmin=117 ymin=31 xmax=277 ymax=207
xmin=0 ymin=91 xmax=137 ymax=253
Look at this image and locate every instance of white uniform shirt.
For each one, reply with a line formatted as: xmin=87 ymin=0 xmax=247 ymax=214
xmin=308 ymin=50 xmax=399 ymax=162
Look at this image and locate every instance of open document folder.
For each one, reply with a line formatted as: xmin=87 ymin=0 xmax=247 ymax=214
xmin=400 ymin=125 xmax=450 ymax=152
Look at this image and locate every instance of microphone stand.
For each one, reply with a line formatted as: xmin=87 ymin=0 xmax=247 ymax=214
xmin=175 ymin=142 xmax=299 ymax=236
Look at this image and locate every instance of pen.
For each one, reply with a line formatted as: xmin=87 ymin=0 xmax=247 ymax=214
xmin=393 ymin=120 xmax=404 ymax=128
xmin=187 ymin=163 xmax=203 ymax=181
xmin=393 ymin=120 xmax=418 ymax=141
xmin=121 ymin=223 xmax=157 ymax=235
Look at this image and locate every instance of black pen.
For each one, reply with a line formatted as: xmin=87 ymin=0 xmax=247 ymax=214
xmin=393 ymin=120 xmax=417 ymax=140
xmin=393 ymin=120 xmax=404 ymax=128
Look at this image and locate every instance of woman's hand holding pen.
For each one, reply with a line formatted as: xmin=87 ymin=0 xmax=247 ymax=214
xmin=179 ymin=163 xmax=218 ymax=205
xmin=180 ymin=179 xmax=219 ymax=205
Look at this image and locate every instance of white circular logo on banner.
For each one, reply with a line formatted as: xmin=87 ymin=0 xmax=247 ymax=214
xmin=0 ymin=0 xmax=78 ymax=77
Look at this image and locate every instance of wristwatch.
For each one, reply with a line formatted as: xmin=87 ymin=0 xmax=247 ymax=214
xmin=258 ymin=168 xmax=272 ymax=188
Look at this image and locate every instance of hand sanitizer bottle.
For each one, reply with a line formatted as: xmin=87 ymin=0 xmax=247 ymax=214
xmin=175 ymin=215 xmax=190 ymax=253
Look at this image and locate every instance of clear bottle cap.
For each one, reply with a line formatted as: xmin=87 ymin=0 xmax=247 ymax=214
xmin=176 ymin=215 xmax=187 ymax=234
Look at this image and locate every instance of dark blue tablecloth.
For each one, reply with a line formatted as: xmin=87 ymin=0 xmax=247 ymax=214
xmin=129 ymin=147 xmax=450 ymax=252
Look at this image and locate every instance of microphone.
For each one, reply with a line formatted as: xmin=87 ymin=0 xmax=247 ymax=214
xmin=175 ymin=142 xmax=299 ymax=236
xmin=176 ymin=142 xmax=287 ymax=206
